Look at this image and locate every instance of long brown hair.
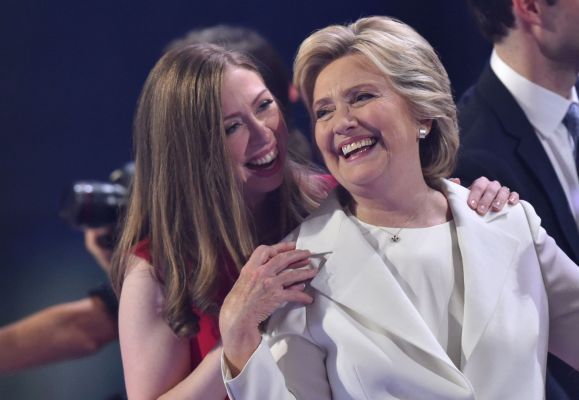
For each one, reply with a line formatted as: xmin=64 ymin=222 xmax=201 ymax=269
xmin=112 ymin=44 xmax=323 ymax=337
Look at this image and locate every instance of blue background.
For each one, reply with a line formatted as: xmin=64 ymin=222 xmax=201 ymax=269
xmin=0 ymin=0 xmax=489 ymax=398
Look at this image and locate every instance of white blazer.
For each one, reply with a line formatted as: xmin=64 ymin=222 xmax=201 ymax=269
xmin=224 ymin=181 xmax=579 ymax=400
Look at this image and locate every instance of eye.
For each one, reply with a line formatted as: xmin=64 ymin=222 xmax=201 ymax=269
xmin=225 ymin=122 xmax=241 ymax=135
xmin=257 ymin=98 xmax=274 ymax=112
xmin=353 ymin=92 xmax=375 ymax=103
xmin=315 ymin=107 xmax=333 ymax=120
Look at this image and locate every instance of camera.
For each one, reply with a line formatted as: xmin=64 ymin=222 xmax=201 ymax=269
xmin=59 ymin=163 xmax=134 ymax=231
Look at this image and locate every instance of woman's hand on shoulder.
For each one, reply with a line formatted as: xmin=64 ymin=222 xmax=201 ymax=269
xmin=219 ymin=241 xmax=316 ymax=377
xmin=450 ymin=176 xmax=519 ymax=215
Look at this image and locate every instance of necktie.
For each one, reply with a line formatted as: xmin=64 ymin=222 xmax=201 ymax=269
xmin=563 ymin=102 xmax=579 ymax=177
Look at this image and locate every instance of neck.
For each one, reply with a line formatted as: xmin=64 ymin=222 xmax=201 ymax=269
xmin=249 ymin=193 xmax=278 ymax=243
xmin=495 ymin=35 xmax=577 ymax=98
xmin=349 ymin=178 xmax=449 ymax=228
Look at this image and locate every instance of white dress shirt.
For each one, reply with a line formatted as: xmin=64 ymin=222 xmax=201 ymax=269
xmin=350 ymin=217 xmax=465 ymax=368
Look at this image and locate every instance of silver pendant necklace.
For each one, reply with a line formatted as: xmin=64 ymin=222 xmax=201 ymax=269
xmin=379 ymin=227 xmax=404 ymax=242
xmin=356 ymin=191 xmax=427 ymax=243
xmin=378 ymin=206 xmax=418 ymax=243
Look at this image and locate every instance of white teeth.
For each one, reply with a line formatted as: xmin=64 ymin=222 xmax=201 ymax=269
xmin=341 ymin=138 xmax=377 ymax=157
xmin=249 ymin=147 xmax=278 ymax=166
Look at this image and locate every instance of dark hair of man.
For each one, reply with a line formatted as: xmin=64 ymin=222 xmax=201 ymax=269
xmin=468 ymin=0 xmax=557 ymax=43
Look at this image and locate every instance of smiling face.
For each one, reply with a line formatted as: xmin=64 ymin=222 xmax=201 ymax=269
xmin=312 ymin=53 xmax=426 ymax=197
xmin=221 ymin=66 xmax=288 ymax=207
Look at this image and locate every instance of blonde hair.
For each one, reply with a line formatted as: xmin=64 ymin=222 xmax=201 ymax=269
xmin=112 ymin=44 xmax=322 ymax=337
xmin=294 ymin=16 xmax=459 ymax=187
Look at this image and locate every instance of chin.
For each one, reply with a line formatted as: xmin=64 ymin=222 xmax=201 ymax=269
xmin=336 ymin=167 xmax=384 ymax=189
xmin=245 ymin=172 xmax=285 ymax=202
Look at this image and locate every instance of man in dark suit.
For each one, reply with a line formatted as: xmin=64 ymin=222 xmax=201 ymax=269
xmin=455 ymin=0 xmax=579 ymax=398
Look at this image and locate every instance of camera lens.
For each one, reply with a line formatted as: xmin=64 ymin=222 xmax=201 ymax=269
xmin=59 ymin=181 xmax=128 ymax=229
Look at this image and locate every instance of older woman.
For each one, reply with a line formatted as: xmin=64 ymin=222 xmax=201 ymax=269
xmin=219 ymin=16 xmax=579 ymax=399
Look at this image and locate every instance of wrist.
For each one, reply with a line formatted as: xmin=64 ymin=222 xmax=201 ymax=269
xmin=222 ymin=330 xmax=262 ymax=377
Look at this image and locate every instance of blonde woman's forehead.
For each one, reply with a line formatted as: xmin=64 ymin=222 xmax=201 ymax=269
xmin=312 ymin=54 xmax=388 ymax=105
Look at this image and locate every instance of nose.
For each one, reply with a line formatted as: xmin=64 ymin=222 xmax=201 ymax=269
xmin=332 ymin=104 xmax=357 ymax=135
xmin=247 ymin=115 xmax=272 ymax=145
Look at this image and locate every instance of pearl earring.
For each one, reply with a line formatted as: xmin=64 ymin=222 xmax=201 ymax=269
xmin=418 ymin=127 xmax=428 ymax=140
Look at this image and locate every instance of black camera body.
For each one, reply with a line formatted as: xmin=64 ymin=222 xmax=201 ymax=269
xmin=59 ymin=163 xmax=134 ymax=230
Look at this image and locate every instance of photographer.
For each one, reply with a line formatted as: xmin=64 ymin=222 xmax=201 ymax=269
xmin=0 ymin=165 xmax=132 ymax=374
xmin=0 ymin=230 xmax=117 ymax=373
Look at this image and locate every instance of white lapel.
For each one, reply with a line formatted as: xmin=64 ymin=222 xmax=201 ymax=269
xmin=442 ymin=181 xmax=519 ymax=361
xmin=296 ymin=191 xmax=456 ymax=369
xmin=295 ymin=182 xmax=520 ymax=369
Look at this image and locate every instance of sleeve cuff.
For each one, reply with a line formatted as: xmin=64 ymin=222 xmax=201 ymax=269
xmin=222 ymin=339 xmax=286 ymax=399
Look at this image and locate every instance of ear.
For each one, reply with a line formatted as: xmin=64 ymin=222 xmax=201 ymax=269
xmin=420 ymin=119 xmax=434 ymax=133
xmin=512 ymin=0 xmax=542 ymax=26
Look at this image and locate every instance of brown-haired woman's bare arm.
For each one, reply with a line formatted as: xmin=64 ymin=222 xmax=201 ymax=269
xmin=119 ymin=257 xmax=227 ymax=400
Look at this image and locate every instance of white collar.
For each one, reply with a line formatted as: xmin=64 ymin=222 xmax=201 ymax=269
xmin=490 ymin=50 xmax=578 ymax=138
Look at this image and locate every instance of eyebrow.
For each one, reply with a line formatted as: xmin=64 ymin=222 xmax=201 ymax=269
xmin=222 ymin=88 xmax=270 ymax=120
xmin=313 ymin=83 xmax=379 ymax=110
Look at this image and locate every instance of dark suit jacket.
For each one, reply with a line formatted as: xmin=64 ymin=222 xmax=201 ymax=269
xmin=455 ymin=64 xmax=579 ymax=399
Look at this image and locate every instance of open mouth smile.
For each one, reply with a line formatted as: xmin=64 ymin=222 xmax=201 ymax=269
xmin=340 ymin=137 xmax=378 ymax=159
xmin=246 ymin=147 xmax=279 ymax=170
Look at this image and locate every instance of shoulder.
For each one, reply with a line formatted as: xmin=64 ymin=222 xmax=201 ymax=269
xmin=133 ymin=238 xmax=152 ymax=262
xmin=120 ymin=256 xmax=165 ymax=318
xmin=290 ymin=190 xmax=345 ymax=245
xmin=518 ymin=200 xmax=544 ymax=239
xmin=283 ymin=188 xmax=345 ymax=244
xmin=457 ymin=84 xmax=479 ymax=111
xmin=457 ymin=69 xmax=510 ymax=135
xmin=458 ymin=85 xmax=502 ymax=137
xmin=457 ymin=80 xmax=487 ymax=116
xmin=444 ymin=180 xmax=530 ymax=229
xmin=480 ymin=197 xmax=541 ymax=235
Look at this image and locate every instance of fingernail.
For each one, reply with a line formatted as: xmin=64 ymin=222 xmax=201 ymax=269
xmin=469 ymin=199 xmax=477 ymax=208
xmin=493 ymin=200 xmax=501 ymax=209
xmin=477 ymin=204 xmax=487 ymax=214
